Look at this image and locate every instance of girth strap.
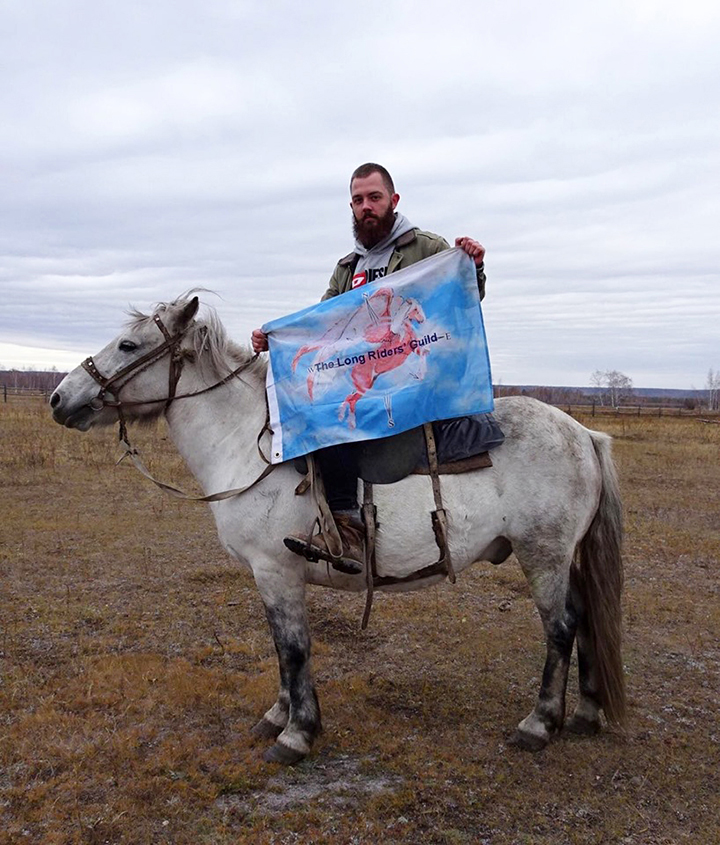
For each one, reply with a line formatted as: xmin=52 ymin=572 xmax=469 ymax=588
xmin=423 ymin=422 xmax=456 ymax=584
xmin=361 ymin=482 xmax=377 ymax=630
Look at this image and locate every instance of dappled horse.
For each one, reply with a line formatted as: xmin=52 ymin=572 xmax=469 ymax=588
xmin=50 ymin=294 xmax=626 ymax=765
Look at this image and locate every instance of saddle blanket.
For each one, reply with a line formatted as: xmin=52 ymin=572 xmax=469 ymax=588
xmin=263 ymin=248 xmax=494 ymax=463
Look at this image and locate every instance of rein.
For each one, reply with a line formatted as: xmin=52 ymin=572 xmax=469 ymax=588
xmin=82 ymin=312 xmax=276 ymax=501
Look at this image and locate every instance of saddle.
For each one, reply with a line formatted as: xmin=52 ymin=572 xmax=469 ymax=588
xmin=294 ymin=414 xmax=505 ymax=628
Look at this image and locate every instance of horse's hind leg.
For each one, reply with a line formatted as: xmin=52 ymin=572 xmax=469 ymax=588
xmin=251 ymin=688 xmax=289 ymax=740
xmin=253 ymin=570 xmax=321 ymax=765
xmin=565 ymin=570 xmax=602 ymax=735
xmin=565 ymin=624 xmax=602 ymax=735
xmin=511 ymin=553 xmax=577 ymax=752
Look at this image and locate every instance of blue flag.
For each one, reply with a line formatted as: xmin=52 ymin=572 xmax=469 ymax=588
xmin=264 ymin=248 xmax=494 ymax=463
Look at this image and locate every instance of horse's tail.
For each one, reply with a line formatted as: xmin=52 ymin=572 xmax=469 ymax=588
xmin=573 ymin=430 xmax=627 ymax=727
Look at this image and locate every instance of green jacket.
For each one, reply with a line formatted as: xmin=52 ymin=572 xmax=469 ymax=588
xmin=321 ymin=228 xmax=486 ymax=302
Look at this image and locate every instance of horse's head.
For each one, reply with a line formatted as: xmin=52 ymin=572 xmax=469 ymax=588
xmin=405 ymin=298 xmax=425 ymax=324
xmin=390 ymin=296 xmax=425 ymax=336
xmin=51 ymin=296 xmax=200 ymax=431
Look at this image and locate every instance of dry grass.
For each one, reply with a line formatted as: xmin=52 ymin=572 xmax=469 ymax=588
xmin=1 ymin=400 xmax=718 ymax=844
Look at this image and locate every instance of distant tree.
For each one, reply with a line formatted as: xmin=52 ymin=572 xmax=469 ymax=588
xmin=706 ymin=368 xmax=720 ymax=410
xmin=590 ymin=370 xmax=607 ymax=405
xmin=606 ymin=370 xmax=633 ymax=407
xmin=590 ymin=369 xmax=633 ymax=408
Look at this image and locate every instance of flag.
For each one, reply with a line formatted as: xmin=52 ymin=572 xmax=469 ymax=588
xmin=263 ymin=248 xmax=494 ymax=464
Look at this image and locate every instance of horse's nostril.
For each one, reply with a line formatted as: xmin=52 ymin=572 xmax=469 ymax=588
xmin=50 ymin=392 xmax=60 ymax=408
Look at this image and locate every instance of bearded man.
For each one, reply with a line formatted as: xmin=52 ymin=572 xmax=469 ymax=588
xmin=252 ymin=163 xmax=486 ymax=574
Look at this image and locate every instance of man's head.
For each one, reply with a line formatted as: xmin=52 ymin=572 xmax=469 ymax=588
xmin=349 ymin=163 xmax=400 ymax=248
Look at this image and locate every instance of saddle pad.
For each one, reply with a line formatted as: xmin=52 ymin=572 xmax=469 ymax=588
xmin=293 ymin=414 xmax=503 ymax=485
xmin=358 ymin=413 xmax=503 ymax=484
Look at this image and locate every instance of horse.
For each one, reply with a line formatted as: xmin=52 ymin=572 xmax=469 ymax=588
xmin=50 ymin=293 xmax=626 ymax=765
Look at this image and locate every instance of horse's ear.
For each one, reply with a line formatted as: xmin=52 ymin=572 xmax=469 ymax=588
xmin=179 ymin=296 xmax=199 ymax=328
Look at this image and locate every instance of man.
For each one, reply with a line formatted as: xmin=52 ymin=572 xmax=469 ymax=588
xmin=252 ymin=163 xmax=486 ymax=574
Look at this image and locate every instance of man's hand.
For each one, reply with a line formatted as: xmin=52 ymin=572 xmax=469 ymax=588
xmin=251 ymin=328 xmax=269 ymax=353
xmin=455 ymin=237 xmax=485 ymax=267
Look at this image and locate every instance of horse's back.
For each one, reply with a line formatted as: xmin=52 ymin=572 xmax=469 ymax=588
xmin=489 ymin=396 xmax=605 ymax=550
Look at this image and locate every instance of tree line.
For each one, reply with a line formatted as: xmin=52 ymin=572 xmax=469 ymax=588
xmin=0 ymin=369 xmax=67 ymax=391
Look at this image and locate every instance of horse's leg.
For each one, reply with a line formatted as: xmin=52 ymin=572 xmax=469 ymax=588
xmin=253 ymin=568 xmax=321 ymax=764
xmin=511 ymin=554 xmax=577 ymax=751
xmin=338 ymin=391 xmax=363 ymax=429
xmin=251 ymin=690 xmax=289 ymax=740
xmin=565 ymin=601 xmax=602 ymax=736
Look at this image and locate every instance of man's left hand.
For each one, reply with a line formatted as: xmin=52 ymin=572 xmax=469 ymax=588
xmin=455 ymin=237 xmax=485 ymax=267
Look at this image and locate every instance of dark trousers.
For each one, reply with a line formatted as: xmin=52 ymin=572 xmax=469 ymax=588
xmin=315 ymin=443 xmax=360 ymax=512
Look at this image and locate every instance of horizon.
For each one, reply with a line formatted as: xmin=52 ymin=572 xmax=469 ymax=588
xmin=0 ymin=364 xmax=710 ymax=396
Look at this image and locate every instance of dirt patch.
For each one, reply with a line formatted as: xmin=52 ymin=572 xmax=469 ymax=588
xmin=217 ymin=752 xmax=404 ymax=816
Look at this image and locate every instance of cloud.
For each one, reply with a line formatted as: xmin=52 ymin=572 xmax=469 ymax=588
xmin=1 ymin=0 xmax=719 ymax=390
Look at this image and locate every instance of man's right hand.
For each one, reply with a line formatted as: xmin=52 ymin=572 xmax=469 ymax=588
xmin=251 ymin=328 xmax=269 ymax=353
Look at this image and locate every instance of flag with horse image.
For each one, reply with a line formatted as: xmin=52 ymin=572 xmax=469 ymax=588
xmin=263 ymin=248 xmax=494 ymax=463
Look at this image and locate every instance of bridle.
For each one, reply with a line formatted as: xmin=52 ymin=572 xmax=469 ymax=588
xmin=81 ymin=314 xmax=188 ymax=418
xmin=81 ymin=312 xmax=264 ymax=420
xmin=80 ymin=312 xmax=276 ymax=501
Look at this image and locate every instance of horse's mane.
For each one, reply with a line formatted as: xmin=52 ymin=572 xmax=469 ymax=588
xmin=126 ymin=291 xmax=268 ymax=383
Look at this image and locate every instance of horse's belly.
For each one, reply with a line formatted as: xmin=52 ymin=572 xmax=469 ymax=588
xmin=371 ymin=473 xmax=501 ymax=579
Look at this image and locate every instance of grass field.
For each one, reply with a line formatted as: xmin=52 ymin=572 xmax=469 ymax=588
xmin=1 ymin=400 xmax=718 ymax=844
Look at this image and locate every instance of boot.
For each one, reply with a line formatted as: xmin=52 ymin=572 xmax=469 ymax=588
xmin=284 ymin=512 xmax=365 ymax=575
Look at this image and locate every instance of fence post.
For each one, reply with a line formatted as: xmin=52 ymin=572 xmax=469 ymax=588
xmin=3 ymin=384 xmax=6 ymax=403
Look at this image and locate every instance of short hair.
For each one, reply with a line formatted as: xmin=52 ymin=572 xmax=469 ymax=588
xmin=350 ymin=163 xmax=395 ymax=195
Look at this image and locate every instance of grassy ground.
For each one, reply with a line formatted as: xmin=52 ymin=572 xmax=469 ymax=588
xmin=1 ymin=399 xmax=718 ymax=844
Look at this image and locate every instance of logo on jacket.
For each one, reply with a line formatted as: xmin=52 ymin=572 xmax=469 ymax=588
xmin=351 ymin=267 xmax=388 ymax=289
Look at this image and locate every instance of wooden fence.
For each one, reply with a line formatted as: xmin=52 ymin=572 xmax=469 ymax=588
xmin=560 ymin=402 xmax=719 ymax=418
xmin=2 ymin=385 xmax=58 ymax=403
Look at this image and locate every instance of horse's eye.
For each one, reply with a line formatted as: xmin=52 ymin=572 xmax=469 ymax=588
xmin=119 ymin=340 xmax=138 ymax=352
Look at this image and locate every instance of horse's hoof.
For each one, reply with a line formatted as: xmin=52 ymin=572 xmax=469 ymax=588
xmin=251 ymin=718 xmax=284 ymax=741
xmin=263 ymin=741 xmax=306 ymax=766
xmin=565 ymin=714 xmax=601 ymax=736
xmin=508 ymin=728 xmax=548 ymax=752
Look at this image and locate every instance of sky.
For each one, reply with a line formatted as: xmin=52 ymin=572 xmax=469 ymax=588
xmin=2 ymin=0 xmax=719 ymax=389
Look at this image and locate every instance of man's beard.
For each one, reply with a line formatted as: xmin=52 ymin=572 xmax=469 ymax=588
xmin=353 ymin=206 xmax=396 ymax=249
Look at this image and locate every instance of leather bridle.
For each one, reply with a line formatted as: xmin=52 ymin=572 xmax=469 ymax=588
xmin=79 ymin=312 xmax=275 ymax=500
xmin=81 ymin=313 xmax=188 ymax=416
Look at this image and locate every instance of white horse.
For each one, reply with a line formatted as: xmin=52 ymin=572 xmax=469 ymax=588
xmin=50 ymin=294 xmax=626 ymax=765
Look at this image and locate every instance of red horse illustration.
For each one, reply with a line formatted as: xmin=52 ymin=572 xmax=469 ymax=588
xmin=291 ymin=287 xmax=428 ymax=429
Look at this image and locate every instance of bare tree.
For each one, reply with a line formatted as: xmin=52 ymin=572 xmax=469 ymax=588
xmin=706 ymin=368 xmax=720 ymax=410
xmin=606 ymin=370 xmax=633 ymax=407
xmin=590 ymin=369 xmax=633 ymax=408
xmin=590 ymin=370 xmax=607 ymax=405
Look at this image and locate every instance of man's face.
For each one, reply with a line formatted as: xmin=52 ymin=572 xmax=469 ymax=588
xmin=350 ymin=172 xmax=400 ymax=248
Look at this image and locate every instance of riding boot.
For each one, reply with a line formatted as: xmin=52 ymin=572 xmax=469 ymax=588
xmin=284 ymin=512 xmax=365 ymax=575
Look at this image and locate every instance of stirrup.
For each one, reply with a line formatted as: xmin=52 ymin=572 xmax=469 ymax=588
xmin=283 ymin=534 xmax=362 ymax=575
xmin=283 ymin=535 xmax=325 ymax=564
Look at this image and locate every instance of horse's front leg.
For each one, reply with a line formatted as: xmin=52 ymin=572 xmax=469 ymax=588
xmin=511 ymin=557 xmax=577 ymax=751
xmin=253 ymin=568 xmax=321 ymax=765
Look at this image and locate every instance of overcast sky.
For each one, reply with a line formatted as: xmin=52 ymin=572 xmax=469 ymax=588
xmin=2 ymin=0 xmax=718 ymax=388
